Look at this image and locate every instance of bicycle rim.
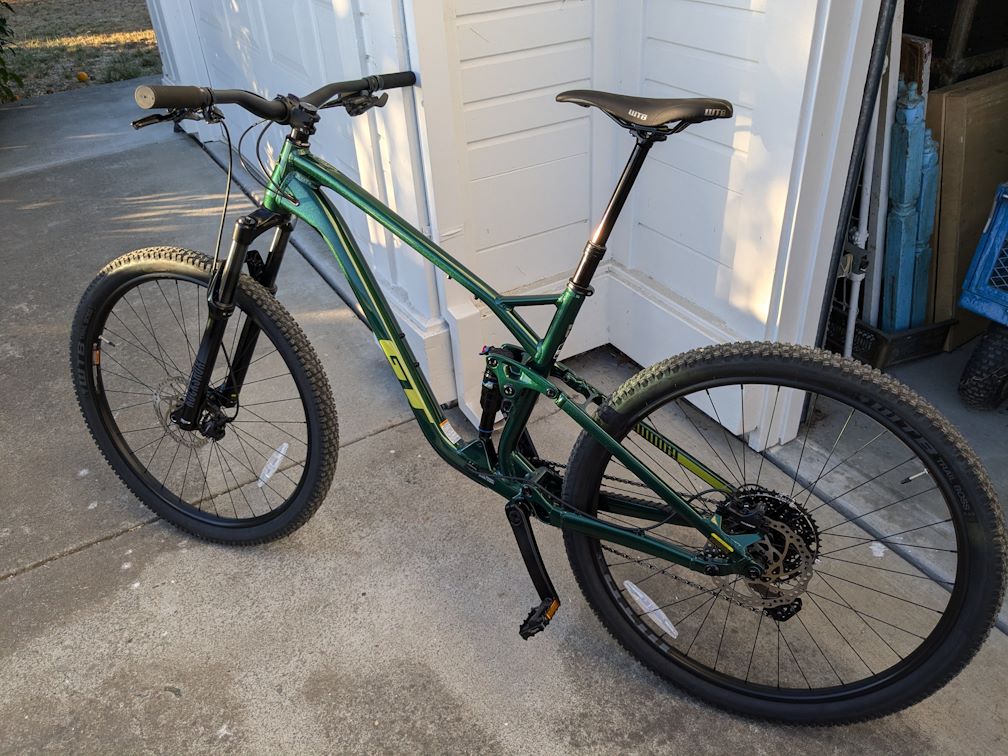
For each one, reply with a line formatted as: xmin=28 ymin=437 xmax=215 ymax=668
xmin=84 ymin=270 xmax=314 ymax=527
xmin=567 ymin=363 xmax=980 ymax=704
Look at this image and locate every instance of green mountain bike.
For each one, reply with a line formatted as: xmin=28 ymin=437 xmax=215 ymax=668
xmin=70 ymin=72 xmax=1005 ymax=724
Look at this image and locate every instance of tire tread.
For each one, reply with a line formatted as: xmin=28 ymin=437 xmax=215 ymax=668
xmin=563 ymin=341 xmax=1005 ymax=724
xmin=71 ymin=247 xmax=338 ymax=546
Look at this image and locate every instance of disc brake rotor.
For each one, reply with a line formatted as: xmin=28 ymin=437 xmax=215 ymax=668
xmin=711 ymin=488 xmax=820 ymax=611
xmin=714 ymin=518 xmax=816 ymax=609
xmin=153 ymin=375 xmax=209 ymax=449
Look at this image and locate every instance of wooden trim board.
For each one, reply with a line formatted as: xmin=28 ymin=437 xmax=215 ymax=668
xmin=926 ymin=66 xmax=1008 ymax=349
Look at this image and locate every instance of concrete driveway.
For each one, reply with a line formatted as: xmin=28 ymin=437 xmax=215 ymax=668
xmin=1 ymin=80 xmax=1006 ymax=753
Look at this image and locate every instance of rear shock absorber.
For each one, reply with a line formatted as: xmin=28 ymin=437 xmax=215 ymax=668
xmin=480 ymin=345 xmax=524 ymax=467
xmin=478 ymin=361 xmax=503 ymax=467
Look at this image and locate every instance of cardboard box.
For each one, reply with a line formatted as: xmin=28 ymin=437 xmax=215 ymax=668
xmin=925 ymin=66 xmax=1008 ymax=349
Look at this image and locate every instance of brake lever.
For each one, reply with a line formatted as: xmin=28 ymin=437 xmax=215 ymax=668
xmin=327 ymin=91 xmax=388 ymax=116
xmin=132 ymin=112 xmax=177 ymax=129
xmin=131 ymin=105 xmax=225 ymax=130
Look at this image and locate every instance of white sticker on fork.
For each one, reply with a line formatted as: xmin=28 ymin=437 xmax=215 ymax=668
xmin=623 ymin=580 xmax=678 ymax=639
xmin=258 ymin=442 xmax=289 ymax=488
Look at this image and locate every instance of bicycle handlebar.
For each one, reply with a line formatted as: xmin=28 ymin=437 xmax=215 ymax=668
xmin=135 ymin=85 xmax=289 ymax=120
xmin=134 ymin=70 xmax=417 ymax=123
xmin=301 ymin=71 xmax=416 ymax=107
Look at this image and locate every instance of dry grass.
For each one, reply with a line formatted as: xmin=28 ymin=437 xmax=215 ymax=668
xmin=4 ymin=0 xmax=161 ymax=99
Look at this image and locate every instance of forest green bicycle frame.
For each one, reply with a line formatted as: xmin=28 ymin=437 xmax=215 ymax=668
xmin=262 ymin=137 xmax=761 ymax=577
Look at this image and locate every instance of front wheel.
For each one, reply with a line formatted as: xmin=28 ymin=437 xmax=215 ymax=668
xmin=71 ymin=247 xmax=338 ymax=544
xmin=563 ymin=342 xmax=1005 ymax=723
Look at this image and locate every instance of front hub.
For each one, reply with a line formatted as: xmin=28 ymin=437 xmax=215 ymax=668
xmin=155 ymin=376 xmax=231 ymax=444
xmin=154 ymin=375 xmax=209 ymax=449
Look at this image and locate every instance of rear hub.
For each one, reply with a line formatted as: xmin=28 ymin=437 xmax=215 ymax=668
xmin=712 ymin=485 xmax=821 ymax=620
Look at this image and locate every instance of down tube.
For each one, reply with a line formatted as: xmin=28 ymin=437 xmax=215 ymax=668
xmin=276 ymin=176 xmax=462 ymax=461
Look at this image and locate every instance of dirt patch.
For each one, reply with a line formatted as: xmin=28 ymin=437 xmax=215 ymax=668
xmin=4 ymin=0 xmax=161 ymax=99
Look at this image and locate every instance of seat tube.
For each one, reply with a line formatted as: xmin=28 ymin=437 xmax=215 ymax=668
xmin=569 ymin=134 xmax=656 ymax=293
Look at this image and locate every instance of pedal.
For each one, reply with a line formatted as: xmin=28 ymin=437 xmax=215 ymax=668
xmin=519 ymin=598 xmax=561 ymax=639
xmin=506 ymin=498 xmax=561 ymax=640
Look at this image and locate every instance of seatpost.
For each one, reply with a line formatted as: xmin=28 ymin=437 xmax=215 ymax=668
xmin=569 ymin=134 xmax=658 ymax=293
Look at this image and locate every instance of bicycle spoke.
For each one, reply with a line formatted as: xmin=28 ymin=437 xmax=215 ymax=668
xmin=798 ymin=407 xmax=854 ymax=507
xmin=703 ymin=389 xmax=744 ymax=482
xmin=86 ymin=272 xmax=313 ymax=527
xmin=818 ymin=554 xmax=953 ymax=584
xmin=804 ymin=591 xmax=876 ymax=675
xmin=676 ymin=398 xmax=742 ymax=486
xmin=817 ymin=484 xmax=939 ymax=534
xmin=175 ymin=280 xmax=196 ymax=365
xmin=755 ymin=385 xmax=780 ymax=485
xmin=820 ymin=520 xmax=956 ymax=556
xmin=578 ymin=357 xmax=976 ymax=703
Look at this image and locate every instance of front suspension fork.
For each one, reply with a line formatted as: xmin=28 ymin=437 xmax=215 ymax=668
xmin=219 ymin=220 xmax=293 ymax=403
xmin=172 ymin=210 xmax=293 ymax=429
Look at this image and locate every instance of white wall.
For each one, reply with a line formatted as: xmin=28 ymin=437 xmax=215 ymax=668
xmin=407 ymin=0 xmax=610 ymax=419
xmin=409 ymin=0 xmax=879 ymax=428
xmin=148 ymin=0 xmax=880 ymax=432
xmin=615 ymin=0 xmax=820 ymax=359
xmin=146 ymin=0 xmax=457 ymax=402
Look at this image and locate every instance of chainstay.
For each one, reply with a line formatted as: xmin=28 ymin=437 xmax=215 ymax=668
xmin=530 ymin=460 xmax=766 ymax=612
xmin=534 ymin=459 xmax=758 ymax=611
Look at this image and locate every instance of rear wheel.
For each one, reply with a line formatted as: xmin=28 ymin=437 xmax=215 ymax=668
xmin=71 ymin=247 xmax=338 ymax=544
xmin=563 ymin=342 xmax=1005 ymax=723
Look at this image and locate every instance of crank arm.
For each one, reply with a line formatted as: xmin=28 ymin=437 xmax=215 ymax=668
xmin=506 ymin=498 xmax=560 ymax=639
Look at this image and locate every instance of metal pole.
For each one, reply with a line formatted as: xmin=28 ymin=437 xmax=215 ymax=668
xmin=940 ymin=0 xmax=979 ymax=86
xmin=844 ymin=270 xmax=866 ymax=357
xmin=816 ymin=0 xmax=900 ymax=349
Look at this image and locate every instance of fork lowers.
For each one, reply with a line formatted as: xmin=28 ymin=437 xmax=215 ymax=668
xmin=172 ymin=209 xmax=293 ymax=431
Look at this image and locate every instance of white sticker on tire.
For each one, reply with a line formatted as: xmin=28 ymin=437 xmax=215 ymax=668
xmin=624 ymin=580 xmax=679 ymax=638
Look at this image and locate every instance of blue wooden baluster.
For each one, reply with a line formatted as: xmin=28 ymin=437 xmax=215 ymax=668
xmin=912 ymin=129 xmax=939 ymax=326
xmin=882 ymin=81 xmax=925 ymax=331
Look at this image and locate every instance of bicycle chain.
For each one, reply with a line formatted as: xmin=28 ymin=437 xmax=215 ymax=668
xmin=534 ymin=458 xmax=763 ymax=612
xmin=540 ymin=459 xmax=644 ymax=489
xmin=599 ymin=542 xmax=763 ymax=615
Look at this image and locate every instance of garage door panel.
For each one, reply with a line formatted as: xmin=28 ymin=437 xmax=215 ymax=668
xmin=471 ymin=155 xmax=588 ymax=247
xmin=635 ymin=160 xmax=740 ymax=265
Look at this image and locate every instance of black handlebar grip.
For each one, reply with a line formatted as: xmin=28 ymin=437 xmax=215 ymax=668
xmin=374 ymin=71 xmax=417 ymax=90
xmin=135 ymin=85 xmax=212 ymax=110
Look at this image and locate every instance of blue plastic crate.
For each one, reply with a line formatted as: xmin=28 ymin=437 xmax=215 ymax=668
xmin=959 ymin=182 xmax=1008 ymax=326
